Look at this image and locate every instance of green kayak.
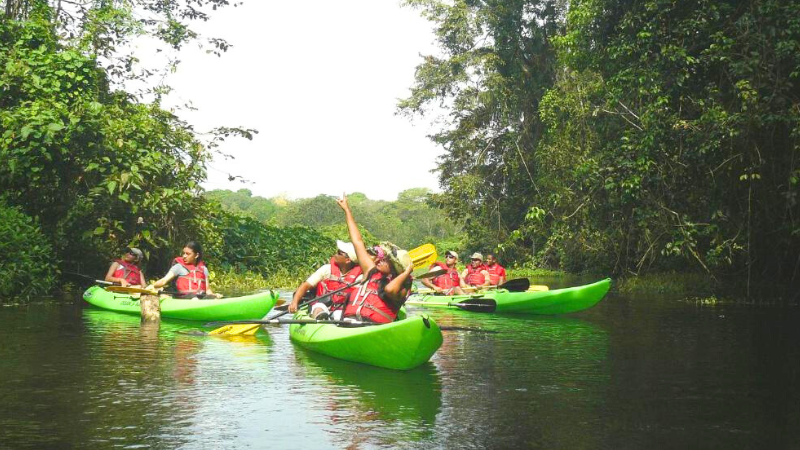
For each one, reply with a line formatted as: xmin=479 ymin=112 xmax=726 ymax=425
xmin=406 ymin=278 xmax=611 ymax=314
xmin=82 ymin=285 xmax=279 ymax=321
xmin=289 ymin=309 xmax=443 ymax=370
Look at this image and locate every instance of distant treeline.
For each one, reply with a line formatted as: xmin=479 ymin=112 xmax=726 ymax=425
xmin=204 ymin=188 xmax=464 ymax=253
xmin=400 ymin=0 xmax=800 ymax=287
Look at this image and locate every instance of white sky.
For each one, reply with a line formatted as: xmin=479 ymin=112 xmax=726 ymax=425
xmin=148 ymin=0 xmax=444 ymax=201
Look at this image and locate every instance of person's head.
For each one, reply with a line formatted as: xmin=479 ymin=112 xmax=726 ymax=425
xmin=333 ymin=240 xmax=357 ymax=267
xmin=182 ymin=241 xmax=203 ymax=265
xmin=373 ymin=243 xmax=411 ymax=276
xmin=445 ymin=250 xmax=459 ymax=267
xmin=369 ymin=245 xmax=392 ymax=275
xmin=123 ymin=247 xmax=143 ymax=264
xmin=486 ymin=253 xmax=498 ymax=265
xmin=470 ymin=252 xmax=484 ymax=268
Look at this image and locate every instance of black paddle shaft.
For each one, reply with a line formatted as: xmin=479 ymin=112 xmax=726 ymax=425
xmin=271 ymin=278 xmax=365 ymax=319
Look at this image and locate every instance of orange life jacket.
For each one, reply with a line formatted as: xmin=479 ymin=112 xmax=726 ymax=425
xmin=173 ymin=257 xmax=207 ymax=296
xmin=430 ymin=261 xmax=460 ymax=290
xmin=344 ymin=271 xmax=399 ymax=324
xmin=465 ymin=264 xmax=487 ymax=286
xmin=113 ymin=259 xmax=144 ymax=285
xmin=315 ymin=258 xmax=363 ymax=310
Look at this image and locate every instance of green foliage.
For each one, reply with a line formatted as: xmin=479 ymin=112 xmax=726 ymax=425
xmin=400 ymin=0 xmax=563 ymax=263
xmin=206 ymin=208 xmax=334 ymax=280
xmin=0 ymin=8 xmax=254 ymax=285
xmin=204 ymin=189 xmax=280 ymax=222
xmin=402 ymin=0 xmax=800 ymax=285
xmin=211 ymin=269 xmax=299 ymax=296
xmin=209 ymin=188 xmax=464 ymax=250
xmin=0 ymin=201 xmax=56 ymax=300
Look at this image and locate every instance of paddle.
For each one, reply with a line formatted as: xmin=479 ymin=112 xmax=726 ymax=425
xmin=463 ymin=277 xmax=531 ymax=293
xmin=405 ymin=298 xmax=497 ymax=312
xmin=211 ymin=278 xmax=366 ymax=336
xmin=212 ymin=243 xmax=438 ymax=336
xmin=409 ymin=244 xmax=437 ymax=269
xmin=415 ymin=268 xmax=448 ymax=280
xmin=105 ymin=285 xmax=160 ymax=295
xmin=63 ymin=271 xmax=118 ymax=285
xmin=416 ymin=283 xmax=548 ymax=295
xmin=207 ymin=318 xmax=378 ymax=327
xmin=204 ymin=319 xmax=498 ymax=335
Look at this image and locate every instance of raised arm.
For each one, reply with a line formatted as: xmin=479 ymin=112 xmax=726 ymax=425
xmin=336 ymin=194 xmax=376 ymax=275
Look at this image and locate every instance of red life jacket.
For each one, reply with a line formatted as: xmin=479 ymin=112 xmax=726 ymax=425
xmin=173 ymin=257 xmax=208 ymax=296
xmin=113 ymin=259 xmax=144 ymax=285
xmin=315 ymin=258 xmax=363 ymax=310
xmin=430 ymin=261 xmax=460 ymax=290
xmin=485 ymin=263 xmax=505 ymax=285
xmin=344 ymin=271 xmax=399 ymax=324
xmin=465 ymin=265 xmax=487 ymax=286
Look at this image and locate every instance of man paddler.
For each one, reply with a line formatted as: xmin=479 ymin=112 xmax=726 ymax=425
xmin=420 ymin=250 xmax=466 ymax=295
xmin=288 ymin=240 xmax=362 ymax=320
xmin=485 ymin=253 xmax=507 ymax=286
xmin=461 ymin=252 xmax=490 ymax=289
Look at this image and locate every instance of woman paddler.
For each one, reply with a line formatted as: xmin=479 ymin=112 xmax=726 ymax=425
xmin=147 ymin=241 xmax=222 ymax=299
xmin=104 ymin=247 xmax=146 ymax=287
xmin=337 ymin=194 xmax=413 ymax=324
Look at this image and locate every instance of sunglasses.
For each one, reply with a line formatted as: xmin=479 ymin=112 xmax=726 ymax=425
xmin=446 ymin=255 xmax=456 ymax=259
xmin=336 ymin=250 xmax=349 ymax=257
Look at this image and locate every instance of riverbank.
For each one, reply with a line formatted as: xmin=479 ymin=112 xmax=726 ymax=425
xmin=508 ymin=267 xmax=797 ymax=305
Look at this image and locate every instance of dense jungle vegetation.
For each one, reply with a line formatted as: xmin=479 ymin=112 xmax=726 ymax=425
xmin=1 ymin=0 xmax=797 ymax=301
xmin=0 ymin=0 xmax=342 ymax=299
xmin=400 ymin=0 xmax=799 ymax=293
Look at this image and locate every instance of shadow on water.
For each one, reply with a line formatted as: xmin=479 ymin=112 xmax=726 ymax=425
xmin=291 ymin=346 xmax=443 ymax=448
xmin=410 ymin=307 xmax=611 ymax=449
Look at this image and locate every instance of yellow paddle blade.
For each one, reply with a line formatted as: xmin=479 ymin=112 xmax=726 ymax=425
xmin=208 ymin=324 xmax=262 ymax=336
xmin=105 ymin=285 xmax=159 ymax=295
xmin=409 ymin=243 xmax=437 ymax=269
xmin=409 ymin=243 xmax=435 ymax=260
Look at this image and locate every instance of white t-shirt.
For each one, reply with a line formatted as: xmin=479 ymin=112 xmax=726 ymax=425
xmin=306 ymin=264 xmax=364 ymax=286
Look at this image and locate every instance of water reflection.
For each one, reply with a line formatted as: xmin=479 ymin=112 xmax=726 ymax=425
xmin=292 ymin=347 xmax=443 ymax=448
xmin=5 ymin=292 xmax=798 ymax=449
xmin=419 ymin=309 xmax=611 ymax=449
xmin=76 ymin=309 xmax=276 ymax=448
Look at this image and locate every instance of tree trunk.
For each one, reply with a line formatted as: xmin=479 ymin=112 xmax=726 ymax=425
xmin=140 ymin=294 xmax=161 ymax=322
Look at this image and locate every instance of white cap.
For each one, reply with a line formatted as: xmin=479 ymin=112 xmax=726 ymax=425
xmin=336 ymin=240 xmax=358 ymax=262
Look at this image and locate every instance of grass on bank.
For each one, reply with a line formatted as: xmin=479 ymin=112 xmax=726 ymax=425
xmin=211 ymin=269 xmax=304 ymax=295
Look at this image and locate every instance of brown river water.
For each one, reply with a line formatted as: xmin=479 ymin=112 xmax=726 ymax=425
xmin=1 ymin=277 xmax=798 ymax=449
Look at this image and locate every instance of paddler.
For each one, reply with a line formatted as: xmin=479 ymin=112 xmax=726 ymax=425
xmin=485 ymin=253 xmax=507 ymax=286
xmin=147 ymin=241 xmax=222 ymax=299
xmin=420 ymin=250 xmax=466 ymax=295
xmin=287 ymin=240 xmax=362 ymax=320
xmin=104 ymin=247 xmax=146 ymax=287
xmin=461 ymin=252 xmax=490 ymax=289
xmin=337 ymin=194 xmax=413 ymax=324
